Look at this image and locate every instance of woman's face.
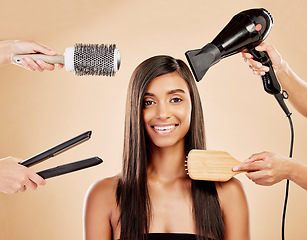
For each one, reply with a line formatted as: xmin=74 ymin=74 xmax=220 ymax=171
xmin=143 ymin=71 xmax=192 ymax=149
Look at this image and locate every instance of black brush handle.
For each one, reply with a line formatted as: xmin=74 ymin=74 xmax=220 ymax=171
xmin=20 ymin=131 xmax=92 ymax=167
xmin=37 ymin=157 xmax=103 ymax=179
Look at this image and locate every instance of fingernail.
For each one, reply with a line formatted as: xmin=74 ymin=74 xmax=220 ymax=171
xmin=233 ymin=166 xmax=238 ymax=171
xmin=49 ymin=50 xmax=56 ymax=55
xmin=248 ymin=53 xmax=254 ymax=59
xmin=256 ymin=63 xmax=262 ymax=68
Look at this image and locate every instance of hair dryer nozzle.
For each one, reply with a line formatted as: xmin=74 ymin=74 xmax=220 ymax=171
xmin=185 ymin=43 xmax=221 ymax=82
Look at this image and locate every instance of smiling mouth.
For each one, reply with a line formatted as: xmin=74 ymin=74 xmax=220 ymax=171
xmin=152 ymin=124 xmax=178 ymax=132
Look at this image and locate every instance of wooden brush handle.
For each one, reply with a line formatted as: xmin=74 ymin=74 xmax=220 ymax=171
xmin=12 ymin=54 xmax=65 ymax=64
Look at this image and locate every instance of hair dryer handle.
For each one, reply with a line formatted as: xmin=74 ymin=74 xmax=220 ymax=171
xmin=249 ymin=48 xmax=281 ymax=95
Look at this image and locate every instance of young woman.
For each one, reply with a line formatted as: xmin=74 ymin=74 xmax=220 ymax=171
xmin=84 ymin=55 xmax=249 ymax=240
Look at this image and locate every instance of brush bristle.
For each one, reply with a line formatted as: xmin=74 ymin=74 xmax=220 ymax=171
xmin=74 ymin=43 xmax=118 ymax=76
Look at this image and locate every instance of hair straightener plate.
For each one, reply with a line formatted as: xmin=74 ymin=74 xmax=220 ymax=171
xmin=20 ymin=131 xmax=102 ymax=179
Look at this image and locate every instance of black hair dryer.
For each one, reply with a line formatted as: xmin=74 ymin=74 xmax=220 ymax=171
xmin=185 ymin=8 xmax=291 ymax=116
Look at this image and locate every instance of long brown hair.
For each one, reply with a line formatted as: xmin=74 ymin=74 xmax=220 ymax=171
xmin=116 ymin=55 xmax=224 ymax=240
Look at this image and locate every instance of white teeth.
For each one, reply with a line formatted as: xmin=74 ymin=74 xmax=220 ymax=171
xmin=154 ymin=125 xmax=175 ymax=131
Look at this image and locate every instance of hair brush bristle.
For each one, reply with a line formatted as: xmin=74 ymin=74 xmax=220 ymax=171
xmin=74 ymin=43 xmax=118 ymax=76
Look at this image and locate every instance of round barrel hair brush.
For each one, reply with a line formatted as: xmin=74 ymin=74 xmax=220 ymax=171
xmin=12 ymin=43 xmax=121 ymax=76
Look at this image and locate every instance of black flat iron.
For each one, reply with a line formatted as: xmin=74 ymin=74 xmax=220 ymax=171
xmin=20 ymin=131 xmax=102 ymax=179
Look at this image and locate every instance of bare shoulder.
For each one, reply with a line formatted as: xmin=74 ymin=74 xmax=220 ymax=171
xmin=85 ymin=175 xmax=120 ymax=204
xmin=215 ymin=178 xmax=250 ymax=239
xmin=215 ymin=177 xmax=245 ymax=197
xmin=84 ymin=175 xmax=121 ymax=239
xmin=215 ymin=178 xmax=247 ymax=210
xmin=84 ymin=174 xmax=121 ymax=218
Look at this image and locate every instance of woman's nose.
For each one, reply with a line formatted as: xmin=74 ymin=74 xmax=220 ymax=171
xmin=156 ymin=102 xmax=171 ymax=119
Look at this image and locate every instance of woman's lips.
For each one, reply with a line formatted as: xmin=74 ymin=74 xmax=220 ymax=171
xmin=151 ymin=124 xmax=178 ymax=134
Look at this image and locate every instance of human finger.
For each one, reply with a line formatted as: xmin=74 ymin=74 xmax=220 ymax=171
xmin=255 ymin=42 xmax=272 ymax=52
xmin=247 ymin=151 xmax=271 ymax=162
xmin=246 ymin=171 xmax=275 ymax=186
xmin=24 ymin=179 xmax=38 ymax=191
xmin=28 ymin=170 xmax=46 ymax=187
xmin=248 ymin=64 xmax=266 ymax=76
xmin=28 ymin=41 xmax=57 ymax=56
xmin=21 ymin=170 xmax=45 ymax=191
xmin=56 ymin=63 xmax=64 ymax=70
xmin=233 ymin=161 xmax=261 ymax=172
xmin=36 ymin=59 xmax=56 ymax=71
xmin=18 ymin=185 xmax=27 ymax=192
xmin=255 ymin=42 xmax=283 ymax=69
xmin=21 ymin=57 xmax=44 ymax=72
xmin=8 ymin=156 xmax=23 ymax=164
xmin=246 ymin=58 xmax=270 ymax=71
xmin=241 ymin=52 xmax=253 ymax=60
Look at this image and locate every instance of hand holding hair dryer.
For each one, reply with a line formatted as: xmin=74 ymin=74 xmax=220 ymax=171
xmin=186 ymin=8 xmax=291 ymax=118
xmin=185 ymin=8 xmax=273 ymax=82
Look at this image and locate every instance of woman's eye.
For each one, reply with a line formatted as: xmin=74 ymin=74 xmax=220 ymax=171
xmin=144 ymin=100 xmax=154 ymax=106
xmin=170 ymin=97 xmax=182 ymax=103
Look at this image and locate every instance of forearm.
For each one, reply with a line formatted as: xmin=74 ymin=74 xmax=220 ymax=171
xmin=276 ymin=61 xmax=307 ymax=117
xmin=287 ymin=159 xmax=307 ymax=190
xmin=0 ymin=40 xmax=14 ymax=67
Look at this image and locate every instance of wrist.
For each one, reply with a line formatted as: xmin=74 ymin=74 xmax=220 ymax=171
xmin=284 ymin=158 xmax=293 ymax=180
xmin=275 ymin=59 xmax=289 ymax=75
xmin=286 ymin=158 xmax=301 ymax=182
xmin=0 ymin=40 xmax=14 ymax=66
xmin=275 ymin=60 xmax=293 ymax=87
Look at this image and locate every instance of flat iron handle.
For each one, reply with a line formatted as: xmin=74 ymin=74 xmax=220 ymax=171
xmin=37 ymin=157 xmax=103 ymax=179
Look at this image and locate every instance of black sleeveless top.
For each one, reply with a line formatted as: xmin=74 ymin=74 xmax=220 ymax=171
xmin=118 ymin=233 xmax=213 ymax=240
xmin=146 ymin=233 xmax=212 ymax=240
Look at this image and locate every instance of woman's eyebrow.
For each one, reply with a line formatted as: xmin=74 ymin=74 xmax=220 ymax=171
xmin=144 ymin=92 xmax=155 ymax=97
xmin=167 ymin=89 xmax=185 ymax=94
xmin=144 ymin=89 xmax=185 ymax=96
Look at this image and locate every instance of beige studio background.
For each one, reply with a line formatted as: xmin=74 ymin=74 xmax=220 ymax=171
xmin=0 ymin=0 xmax=306 ymax=239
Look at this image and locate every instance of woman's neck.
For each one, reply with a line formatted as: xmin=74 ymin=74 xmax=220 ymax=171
xmin=147 ymin=140 xmax=188 ymax=182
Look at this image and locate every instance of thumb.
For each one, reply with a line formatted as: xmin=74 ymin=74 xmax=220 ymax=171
xmin=28 ymin=170 xmax=46 ymax=186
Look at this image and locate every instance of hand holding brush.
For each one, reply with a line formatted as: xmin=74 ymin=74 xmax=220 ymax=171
xmin=0 ymin=40 xmax=63 ymax=71
xmin=12 ymin=43 xmax=120 ymax=76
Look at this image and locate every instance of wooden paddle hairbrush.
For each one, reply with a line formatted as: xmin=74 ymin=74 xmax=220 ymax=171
xmin=185 ymin=150 xmax=245 ymax=181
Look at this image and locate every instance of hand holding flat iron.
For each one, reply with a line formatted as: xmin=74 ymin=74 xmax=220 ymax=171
xmin=0 ymin=156 xmax=46 ymax=194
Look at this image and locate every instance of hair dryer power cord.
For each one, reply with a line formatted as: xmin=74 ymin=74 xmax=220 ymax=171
xmin=274 ymin=91 xmax=294 ymax=240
